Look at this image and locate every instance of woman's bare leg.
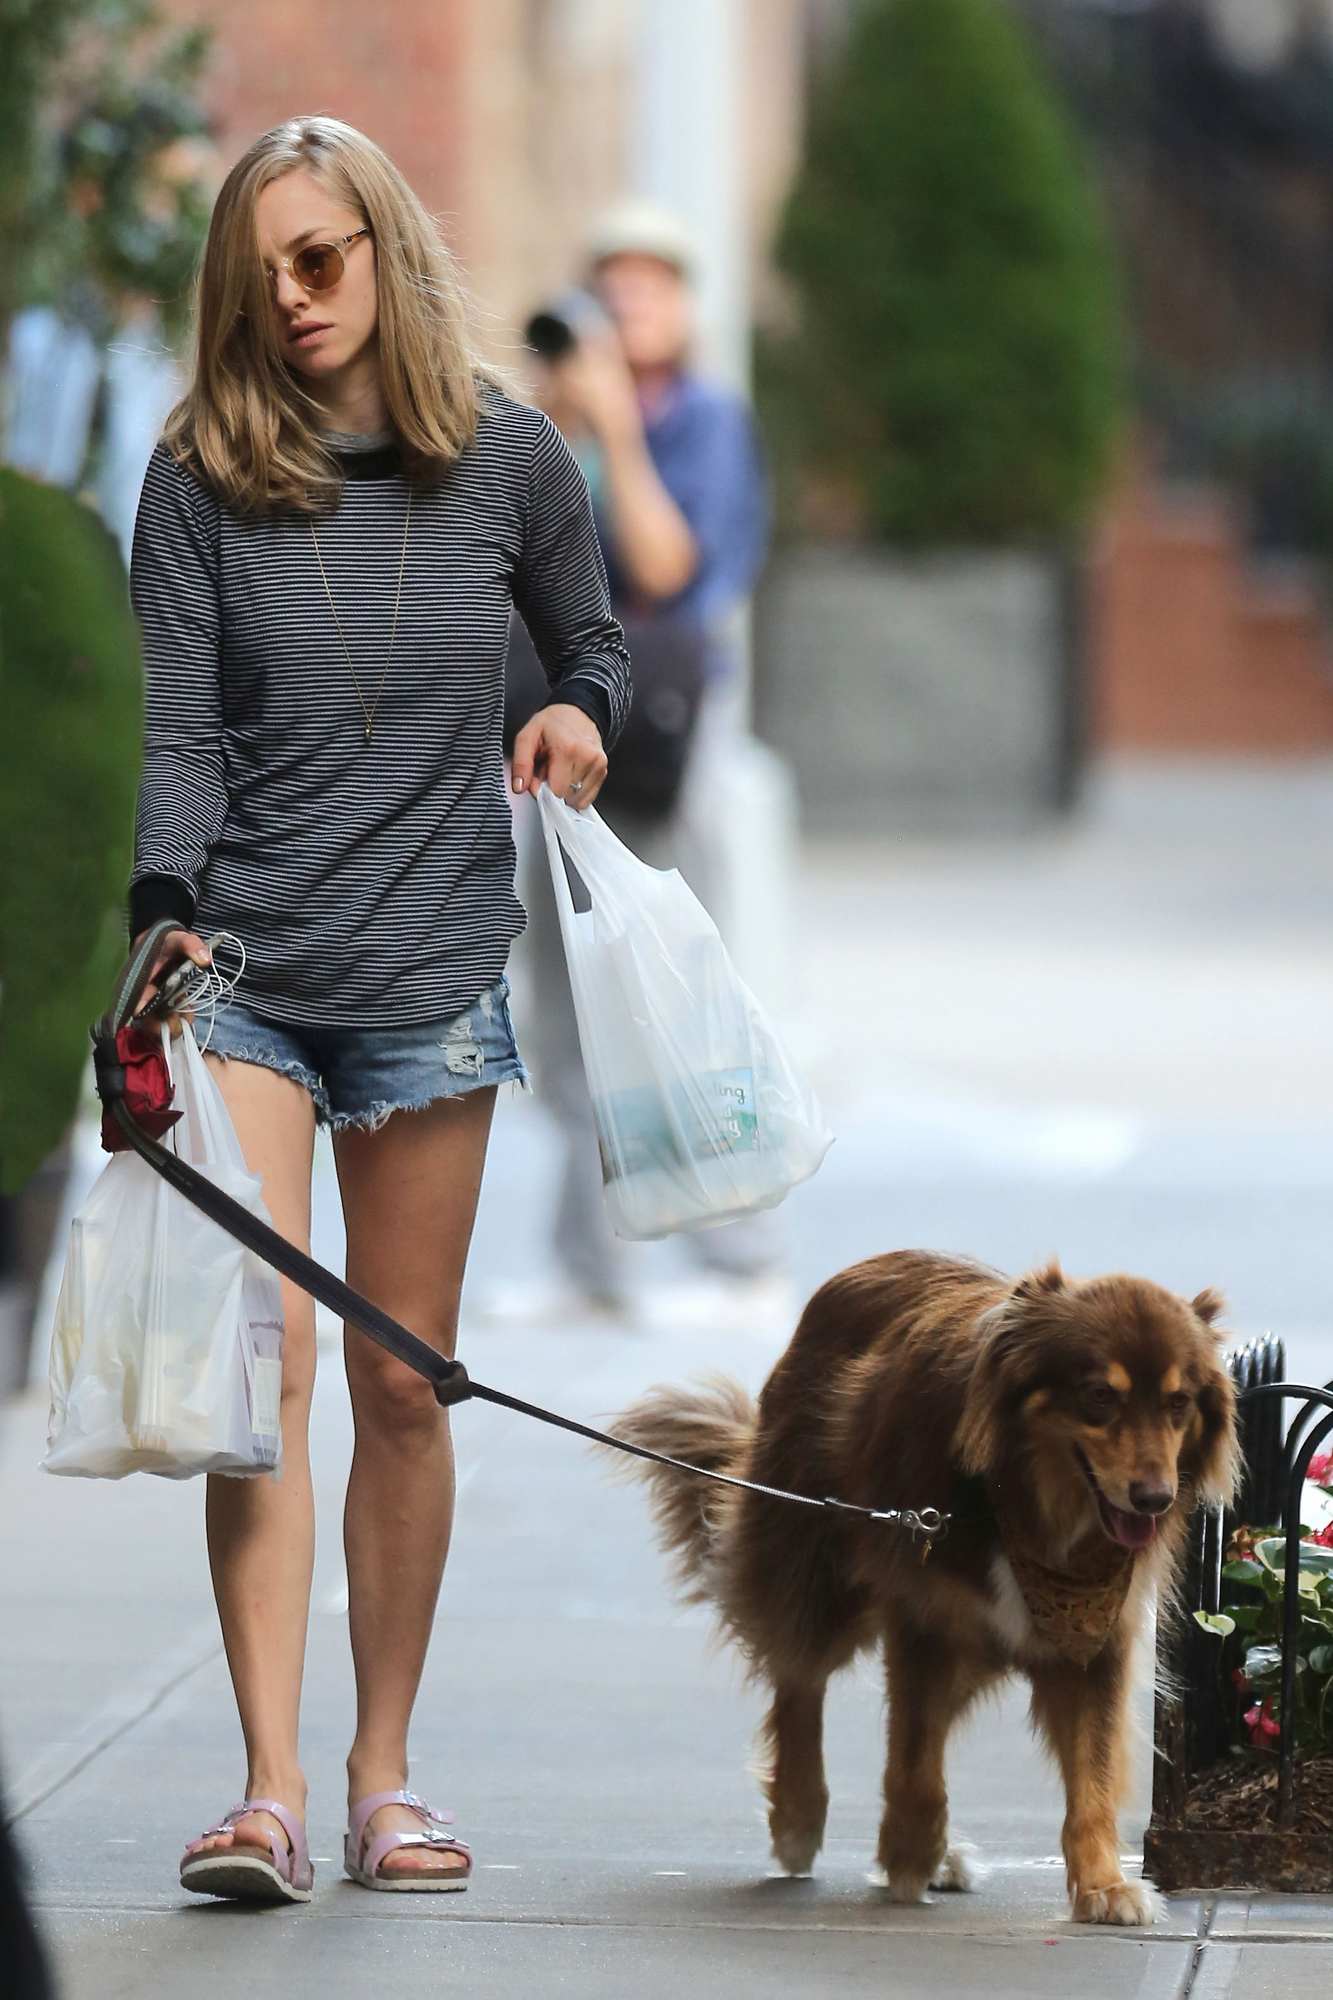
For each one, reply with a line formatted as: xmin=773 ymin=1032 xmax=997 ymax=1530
xmin=334 ymin=1087 xmax=496 ymax=1876
xmin=188 ymin=1056 xmax=318 ymax=1863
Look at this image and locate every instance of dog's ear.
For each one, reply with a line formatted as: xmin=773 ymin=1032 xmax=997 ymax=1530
xmin=954 ymin=1287 xmax=1044 ymax=1478
xmin=956 ymin=1263 xmax=1070 ymax=1475
xmin=1183 ymin=1357 xmax=1240 ymax=1507
xmin=1191 ymin=1287 xmax=1225 ymax=1329
xmin=1014 ymin=1259 xmax=1067 ymax=1301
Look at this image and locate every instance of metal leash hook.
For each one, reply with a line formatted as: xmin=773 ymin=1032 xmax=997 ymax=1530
xmin=93 ymin=923 xmax=951 ymax=1539
xmin=823 ymin=1498 xmax=949 ymax=1553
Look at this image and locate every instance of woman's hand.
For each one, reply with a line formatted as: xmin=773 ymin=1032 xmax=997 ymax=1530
xmin=131 ymin=925 xmax=212 ymax=1034
xmin=511 ymin=704 xmax=608 ymax=811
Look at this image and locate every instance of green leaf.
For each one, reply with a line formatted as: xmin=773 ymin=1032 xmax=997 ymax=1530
xmin=1298 ymin=1546 xmax=1333 ymax=1574
xmin=1310 ymin=1645 xmax=1333 ymax=1675
xmin=1221 ymin=1559 xmax=1265 ymax=1587
xmin=1193 ymin=1611 xmax=1236 ymax=1638
xmin=1244 ymin=1643 xmax=1283 ymax=1679
xmin=1228 ymin=1604 xmax=1263 ymax=1632
xmin=1255 ymin=1536 xmax=1289 ymax=1573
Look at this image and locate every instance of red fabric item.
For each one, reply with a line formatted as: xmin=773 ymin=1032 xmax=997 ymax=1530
xmin=100 ymin=1021 xmax=181 ymax=1152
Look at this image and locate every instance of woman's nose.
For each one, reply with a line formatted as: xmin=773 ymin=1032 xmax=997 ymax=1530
xmin=272 ymin=268 xmax=311 ymax=314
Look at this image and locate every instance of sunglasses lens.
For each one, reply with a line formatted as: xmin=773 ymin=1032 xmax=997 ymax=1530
xmin=293 ymin=243 xmax=343 ymax=291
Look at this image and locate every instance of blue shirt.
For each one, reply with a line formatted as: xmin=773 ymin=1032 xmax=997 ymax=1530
xmin=581 ymin=372 xmax=769 ymax=644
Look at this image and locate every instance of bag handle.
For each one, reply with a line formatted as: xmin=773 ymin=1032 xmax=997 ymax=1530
xmin=537 ymin=785 xmax=590 ymax=959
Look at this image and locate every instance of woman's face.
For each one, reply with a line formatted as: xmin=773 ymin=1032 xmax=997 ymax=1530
xmin=255 ymin=166 xmax=378 ymax=384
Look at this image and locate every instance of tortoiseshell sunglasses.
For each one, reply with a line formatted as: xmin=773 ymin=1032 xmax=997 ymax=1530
xmin=266 ymin=227 xmax=371 ymax=293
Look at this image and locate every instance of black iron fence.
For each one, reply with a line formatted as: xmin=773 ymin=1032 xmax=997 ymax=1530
xmin=1156 ymin=1336 xmax=1333 ymax=1831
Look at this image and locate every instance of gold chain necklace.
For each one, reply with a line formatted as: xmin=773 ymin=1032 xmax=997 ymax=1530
xmin=309 ymin=489 xmax=413 ymax=744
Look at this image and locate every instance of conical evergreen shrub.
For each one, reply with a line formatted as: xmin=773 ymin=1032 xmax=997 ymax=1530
xmin=764 ymin=0 xmax=1123 ymax=547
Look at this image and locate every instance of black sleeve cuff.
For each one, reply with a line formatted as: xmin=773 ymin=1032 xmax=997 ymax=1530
xmin=128 ymin=873 xmax=197 ymax=942
xmin=550 ymin=677 xmax=612 ymax=745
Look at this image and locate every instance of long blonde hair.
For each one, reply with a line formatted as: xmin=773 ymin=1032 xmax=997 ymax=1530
xmin=163 ymin=116 xmax=487 ymax=514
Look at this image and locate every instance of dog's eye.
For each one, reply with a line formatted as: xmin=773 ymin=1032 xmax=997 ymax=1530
xmin=1167 ymin=1391 xmax=1193 ymax=1422
xmin=1083 ymin=1383 xmax=1121 ymax=1421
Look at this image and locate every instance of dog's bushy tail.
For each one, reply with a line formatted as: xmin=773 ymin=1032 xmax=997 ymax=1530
xmin=609 ymin=1376 xmax=756 ymax=1604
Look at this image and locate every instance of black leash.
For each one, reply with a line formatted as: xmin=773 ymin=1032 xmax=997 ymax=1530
xmin=91 ymin=923 xmax=947 ymax=1545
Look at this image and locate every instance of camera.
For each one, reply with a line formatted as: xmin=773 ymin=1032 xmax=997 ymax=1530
xmin=523 ymin=288 xmax=610 ymax=362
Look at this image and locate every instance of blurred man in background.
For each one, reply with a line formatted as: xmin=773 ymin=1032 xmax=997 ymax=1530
xmin=498 ymin=199 xmax=785 ymax=1329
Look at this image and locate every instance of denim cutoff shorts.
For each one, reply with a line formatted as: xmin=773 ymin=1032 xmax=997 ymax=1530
xmin=198 ymin=977 xmax=528 ymax=1134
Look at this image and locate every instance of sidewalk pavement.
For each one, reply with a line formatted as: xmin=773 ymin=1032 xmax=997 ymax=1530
xmin=3 ymin=756 xmax=1333 ymax=1998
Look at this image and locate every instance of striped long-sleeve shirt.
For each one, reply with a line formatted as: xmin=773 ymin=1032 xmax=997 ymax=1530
xmin=128 ymin=386 xmax=632 ymax=1026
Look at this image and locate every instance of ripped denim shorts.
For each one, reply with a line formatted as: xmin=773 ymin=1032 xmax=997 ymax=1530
xmin=198 ymin=977 xmax=528 ymax=1134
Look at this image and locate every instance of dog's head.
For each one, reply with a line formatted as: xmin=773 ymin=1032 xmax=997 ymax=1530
xmin=954 ymin=1262 xmax=1239 ymax=1554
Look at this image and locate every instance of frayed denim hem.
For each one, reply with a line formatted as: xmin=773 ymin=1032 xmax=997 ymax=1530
xmin=204 ymin=1041 xmax=333 ymax=1122
xmin=324 ymin=1060 xmax=531 ymax=1136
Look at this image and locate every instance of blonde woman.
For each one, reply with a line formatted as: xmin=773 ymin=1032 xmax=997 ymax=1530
xmin=128 ymin=116 xmax=630 ymax=1903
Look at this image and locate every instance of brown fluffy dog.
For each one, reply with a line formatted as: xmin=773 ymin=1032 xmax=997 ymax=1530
xmin=615 ymin=1251 xmax=1238 ymax=1926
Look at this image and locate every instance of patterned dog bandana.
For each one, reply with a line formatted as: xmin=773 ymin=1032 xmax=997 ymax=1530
xmin=995 ymin=1505 xmax=1137 ymax=1667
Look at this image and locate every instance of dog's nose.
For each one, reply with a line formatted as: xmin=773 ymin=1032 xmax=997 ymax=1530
xmin=1129 ymin=1481 xmax=1174 ymax=1516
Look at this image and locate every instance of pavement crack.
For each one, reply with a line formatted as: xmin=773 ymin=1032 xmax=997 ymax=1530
xmin=1176 ymin=1899 xmax=1220 ymax=2000
xmin=6 ymin=1622 xmax=222 ymax=1825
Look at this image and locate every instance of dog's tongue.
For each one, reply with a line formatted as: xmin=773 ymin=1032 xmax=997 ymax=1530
xmin=1104 ymin=1502 xmax=1158 ymax=1551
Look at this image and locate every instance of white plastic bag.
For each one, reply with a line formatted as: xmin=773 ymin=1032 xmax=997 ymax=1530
xmin=44 ymin=1022 xmax=285 ymax=1480
xmin=538 ymin=787 xmax=833 ymax=1239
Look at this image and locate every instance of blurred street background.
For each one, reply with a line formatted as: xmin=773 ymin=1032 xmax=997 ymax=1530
xmin=4 ymin=3 xmax=1333 ymax=1996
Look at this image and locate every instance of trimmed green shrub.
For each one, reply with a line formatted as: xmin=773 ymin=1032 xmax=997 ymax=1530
xmin=0 ymin=469 xmax=142 ymax=1190
xmin=762 ymin=0 xmax=1124 ymax=547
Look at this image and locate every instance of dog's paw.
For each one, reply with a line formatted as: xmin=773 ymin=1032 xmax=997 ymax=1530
xmin=769 ymin=1828 xmax=820 ymax=1878
xmin=867 ymin=1862 xmax=931 ymax=1904
xmin=1073 ymin=1879 xmax=1165 ymax=1927
xmin=930 ymin=1843 xmax=984 ymax=1893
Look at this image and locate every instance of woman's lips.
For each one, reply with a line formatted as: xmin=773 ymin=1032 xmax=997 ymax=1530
xmin=289 ymin=323 xmax=332 ymax=348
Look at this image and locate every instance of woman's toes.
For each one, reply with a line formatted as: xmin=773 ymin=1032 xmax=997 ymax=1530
xmin=236 ymin=1810 xmax=291 ymax=1857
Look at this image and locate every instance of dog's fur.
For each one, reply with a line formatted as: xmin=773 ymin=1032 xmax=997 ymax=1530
xmin=614 ymin=1251 xmax=1239 ymax=1926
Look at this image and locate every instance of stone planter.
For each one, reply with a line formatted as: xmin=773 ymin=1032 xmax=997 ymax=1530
xmin=752 ymin=541 xmax=1084 ymax=835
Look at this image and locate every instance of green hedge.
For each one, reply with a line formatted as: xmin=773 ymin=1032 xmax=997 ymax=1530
xmin=762 ymin=0 xmax=1124 ymax=547
xmin=0 ymin=469 xmax=142 ymax=1191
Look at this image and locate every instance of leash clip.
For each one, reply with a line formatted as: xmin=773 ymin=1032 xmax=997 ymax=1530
xmin=866 ymin=1504 xmax=949 ymax=1547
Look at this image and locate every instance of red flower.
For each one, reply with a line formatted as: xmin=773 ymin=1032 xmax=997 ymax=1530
xmin=1306 ymin=1451 xmax=1333 ymax=1488
xmin=1306 ymin=1520 xmax=1333 ymax=1550
xmin=1231 ymin=1667 xmax=1250 ymax=1694
xmin=1244 ymin=1696 xmax=1281 ymax=1748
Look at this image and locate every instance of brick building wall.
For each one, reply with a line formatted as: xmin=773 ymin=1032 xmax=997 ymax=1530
xmin=163 ymin=0 xmax=807 ymax=371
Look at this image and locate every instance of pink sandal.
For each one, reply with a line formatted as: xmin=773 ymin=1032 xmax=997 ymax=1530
xmin=344 ymin=1788 xmax=472 ymax=1892
xmin=180 ymin=1798 xmax=314 ymax=1904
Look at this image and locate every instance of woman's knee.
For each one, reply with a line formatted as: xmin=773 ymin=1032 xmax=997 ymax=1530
xmin=347 ymin=1342 xmax=450 ymax=1434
